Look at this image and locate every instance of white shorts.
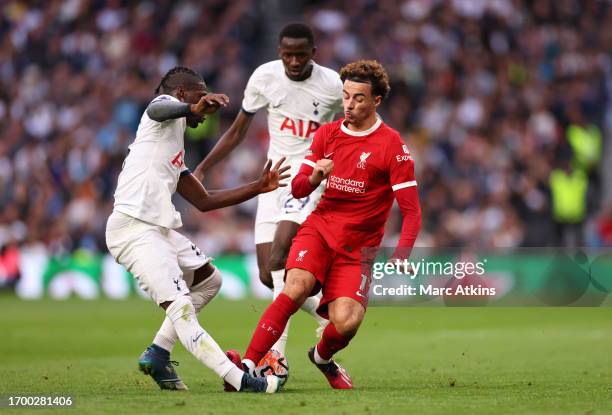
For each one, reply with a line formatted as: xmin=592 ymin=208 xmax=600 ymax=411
xmin=254 ymin=158 xmax=324 ymax=245
xmin=105 ymin=211 xmax=210 ymax=305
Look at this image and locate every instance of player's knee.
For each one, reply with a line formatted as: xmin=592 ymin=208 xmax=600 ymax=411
xmin=191 ymin=268 xmax=222 ymax=313
xmin=283 ymin=270 xmax=314 ymax=304
xmin=334 ymin=315 xmax=362 ymax=337
xmin=192 ymin=262 xmax=216 ymax=286
xmin=331 ymin=305 xmax=364 ymax=337
xmin=164 ymin=295 xmax=195 ymax=320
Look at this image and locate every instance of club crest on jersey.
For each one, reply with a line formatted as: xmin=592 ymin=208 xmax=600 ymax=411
xmin=357 ymin=152 xmax=371 ymax=169
xmin=171 ymin=150 xmax=185 ymax=169
xmin=312 ymin=101 xmax=320 ymax=115
xmin=296 ymin=250 xmax=308 ymax=262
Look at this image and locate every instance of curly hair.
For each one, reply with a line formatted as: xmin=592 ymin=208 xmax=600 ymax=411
xmin=340 ymin=60 xmax=390 ymax=100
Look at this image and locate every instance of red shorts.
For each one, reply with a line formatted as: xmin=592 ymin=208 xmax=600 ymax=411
xmin=285 ymin=218 xmax=373 ymax=319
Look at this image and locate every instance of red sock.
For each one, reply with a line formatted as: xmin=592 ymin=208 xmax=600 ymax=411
xmin=244 ymin=293 xmax=300 ymax=363
xmin=316 ymin=323 xmax=352 ymax=360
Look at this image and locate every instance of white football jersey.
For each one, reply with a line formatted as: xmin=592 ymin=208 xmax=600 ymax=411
xmin=113 ymin=95 xmax=188 ymax=229
xmin=242 ymin=60 xmax=343 ymax=160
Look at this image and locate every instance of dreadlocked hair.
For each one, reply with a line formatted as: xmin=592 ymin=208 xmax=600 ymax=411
xmin=155 ymin=66 xmax=203 ymax=94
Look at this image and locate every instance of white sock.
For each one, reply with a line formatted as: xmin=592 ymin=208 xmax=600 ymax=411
xmin=270 ymin=270 xmax=289 ymax=354
xmin=153 ymin=317 xmax=176 ymax=352
xmin=301 ymin=292 xmax=329 ymax=336
xmin=313 ymin=345 xmax=331 ymax=364
xmin=153 ymin=271 xmax=222 ymax=353
xmin=166 ymin=296 xmax=243 ymax=390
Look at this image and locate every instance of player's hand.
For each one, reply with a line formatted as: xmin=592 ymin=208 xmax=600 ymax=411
xmin=191 ymin=93 xmax=230 ymax=116
xmin=258 ymin=157 xmax=291 ymax=193
xmin=309 ymin=158 xmax=333 ymax=186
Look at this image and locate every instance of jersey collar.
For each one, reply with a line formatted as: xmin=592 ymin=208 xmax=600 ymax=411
xmin=341 ymin=115 xmax=382 ymax=137
xmin=285 ymin=60 xmax=317 ymax=83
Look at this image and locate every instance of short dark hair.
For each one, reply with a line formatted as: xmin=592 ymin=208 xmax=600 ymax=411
xmin=340 ymin=60 xmax=391 ymax=100
xmin=155 ymin=66 xmax=203 ymax=94
xmin=278 ymin=23 xmax=314 ymax=46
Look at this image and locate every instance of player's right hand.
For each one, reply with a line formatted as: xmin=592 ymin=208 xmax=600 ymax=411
xmin=191 ymin=93 xmax=230 ymax=116
xmin=309 ymin=158 xmax=333 ymax=186
xmin=258 ymin=157 xmax=291 ymax=193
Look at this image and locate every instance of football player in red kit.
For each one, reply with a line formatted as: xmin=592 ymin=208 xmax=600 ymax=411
xmin=239 ymin=60 xmax=421 ymax=389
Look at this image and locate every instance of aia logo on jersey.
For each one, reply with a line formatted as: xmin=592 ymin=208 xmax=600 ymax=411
xmin=357 ymin=152 xmax=371 ymax=169
xmin=171 ymin=150 xmax=185 ymax=169
xmin=280 ymin=117 xmax=320 ymax=139
xmin=296 ymin=250 xmax=308 ymax=262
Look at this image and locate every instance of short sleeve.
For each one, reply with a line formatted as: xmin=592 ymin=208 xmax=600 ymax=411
xmin=387 ymin=136 xmax=417 ymax=191
xmin=241 ymin=69 xmax=268 ymax=114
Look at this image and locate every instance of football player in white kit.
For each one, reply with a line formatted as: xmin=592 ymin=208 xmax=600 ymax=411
xmin=105 ymin=67 xmax=289 ymax=393
xmin=194 ymin=23 xmax=343 ymax=358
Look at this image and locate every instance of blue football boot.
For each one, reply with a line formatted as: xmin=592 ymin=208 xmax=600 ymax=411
xmin=138 ymin=344 xmax=188 ymax=390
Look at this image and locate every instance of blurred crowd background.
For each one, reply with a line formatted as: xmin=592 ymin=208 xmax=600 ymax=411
xmin=1 ymin=0 xmax=612 ymax=287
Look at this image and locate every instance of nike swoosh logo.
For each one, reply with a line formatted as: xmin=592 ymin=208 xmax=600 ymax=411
xmin=355 ymin=291 xmax=365 ymax=298
xmin=192 ymin=332 xmax=205 ymax=343
xmin=324 ymin=152 xmax=334 ymax=158
xmin=272 ymin=103 xmax=282 ymax=108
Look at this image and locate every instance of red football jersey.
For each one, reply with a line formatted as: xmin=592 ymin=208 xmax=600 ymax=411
xmin=292 ymin=117 xmax=419 ymax=252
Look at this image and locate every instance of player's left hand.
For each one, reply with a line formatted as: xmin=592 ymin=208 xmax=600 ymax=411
xmin=258 ymin=157 xmax=291 ymax=193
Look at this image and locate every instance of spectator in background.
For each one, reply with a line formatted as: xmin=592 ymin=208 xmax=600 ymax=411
xmin=549 ymin=157 xmax=588 ymax=247
xmin=304 ymin=0 xmax=610 ymax=248
xmin=0 ymin=0 xmax=610 ymax=265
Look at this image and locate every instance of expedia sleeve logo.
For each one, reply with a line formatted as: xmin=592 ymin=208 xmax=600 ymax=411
xmin=396 ymin=145 xmax=412 ymax=162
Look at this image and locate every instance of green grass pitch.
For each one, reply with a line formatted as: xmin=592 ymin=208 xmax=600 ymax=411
xmin=1 ymin=296 xmax=610 ymax=414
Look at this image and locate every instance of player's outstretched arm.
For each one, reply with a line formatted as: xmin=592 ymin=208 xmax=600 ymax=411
xmin=193 ymin=111 xmax=254 ymax=181
xmin=177 ymin=158 xmax=290 ymax=212
xmin=146 ymin=93 xmax=229 ymax=122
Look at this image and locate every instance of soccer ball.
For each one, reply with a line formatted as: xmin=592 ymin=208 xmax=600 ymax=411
xmin=254 ymin=349 xmax=289 ymax=386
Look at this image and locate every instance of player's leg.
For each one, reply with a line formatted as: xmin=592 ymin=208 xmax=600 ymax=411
xmin=255 ymin=187 xmax=297 ymax=354
xmin=307 ymin=257 xmax=370 ymax=389
xmin=256 ymin=242 xmax=273 ymax=289
xmin=269 ymin=220 xmax=328 ymax=354
xmin=159 ymin=295 xmax=280 ymax=393
xmin=106 ymin=213 xmax=188 ymax=389
xmin=107 ymin=219 xmax=279 ymax=393
xmin=242 ymin=223 xmax=331 ymax=371
xmin=151 ymin=233 xmax=220 ymax=354
xmin=307 ymin=298 xmax=364 ymax=390
xmin=150 ymin=263 xmax=221 ymax=354
xmin=272 ymin=183 xmax=329 ymax=349
xmin=242 ymin=267 xmax=316 ymax=371
xmin=267 ymin=221 xmax=295 ymax=354
xmin=315 ymin=297 xmax=364 ymax=359
xmin=254 ymin=189 xmax=278 ymax=289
